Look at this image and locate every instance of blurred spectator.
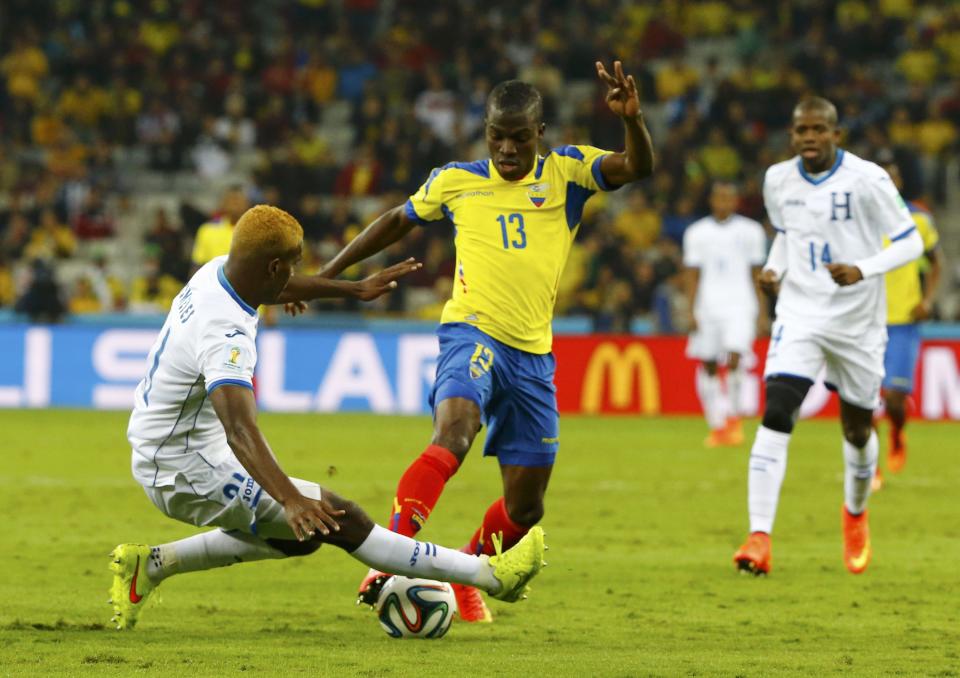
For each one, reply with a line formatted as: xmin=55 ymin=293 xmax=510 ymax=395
xmin=15 ymin=259 xmax=65 ymax=323
xmin=146 ymin=209 xmax=189 ymax=281
xmin=68 ymin=277 xmax=103 ymax=315
xmin=137 ymin=98 xmax=182 ymax=172
xmin=25 ymin=209 xmax=75 ymax=259
xmin=613 ymin=189 xmax=662 ymax=250
xmin=334 ymin=143 xmax=383 ymax=197
xmin=129 ymin=257 xmax=182 ymax=314
xmin=0 ymin=1 xmax=957 ymax=325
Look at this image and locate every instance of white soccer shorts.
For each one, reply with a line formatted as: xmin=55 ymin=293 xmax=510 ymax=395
xmin=686 ymin=312 xmax=756 ymax=362
xmin=142 ymin=452 xmax=322 ymax=541
xmin=763 ymin=319 xmax=886 ymax=410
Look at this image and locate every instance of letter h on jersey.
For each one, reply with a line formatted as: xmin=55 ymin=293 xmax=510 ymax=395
xmin=830 ymin=192 xmax=852 ymax=221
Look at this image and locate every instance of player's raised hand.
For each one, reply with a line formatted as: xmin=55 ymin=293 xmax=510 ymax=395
xmin=596 ymin=60 xmax=641 ymax=119
xmin=354 ymin=257 xmax=422 ymax=302
xmin=758 ymin=269 xmax=781 ymax=296
xmin=283 ymin=494 xmax=346 ymax=541
xmin=825 ymin=263 xmax=864 ymax=286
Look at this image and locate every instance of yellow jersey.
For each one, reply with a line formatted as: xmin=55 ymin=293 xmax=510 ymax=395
xmin=405 ymin=145 xmax=617 ymax=354
xmin=885 ymin=203 xmax=939 ymax=325
xmin=191 ymin=218 xmax=234 ymax=265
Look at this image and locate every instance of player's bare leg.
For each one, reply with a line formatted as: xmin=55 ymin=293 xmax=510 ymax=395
xmin=883 ymin=389 xmax=908 ymax=473
xmin=359 ymin=398 xmax=481 ymax=604
xmin=454 ymin=464 xmax=552 ymax=622
xmin=839 ymin=400 xmax=877 ymax=574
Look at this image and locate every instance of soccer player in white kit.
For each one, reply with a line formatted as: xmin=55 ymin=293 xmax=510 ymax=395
xmin=110 ymin=205 xmax=546 ymax=629
xmin=732 ymin=97 xmax=923 ymax=576
xmin=684 ymin=181 xmax=767 ymax=447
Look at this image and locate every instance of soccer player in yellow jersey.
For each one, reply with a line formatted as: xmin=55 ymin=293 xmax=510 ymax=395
xmin=876 ymin=162 xmax=943 ymax=483
xmin=191 ymin=186 xmax=249 ymax=268
xmin=311 ymin=61 xmax=654 ymax=621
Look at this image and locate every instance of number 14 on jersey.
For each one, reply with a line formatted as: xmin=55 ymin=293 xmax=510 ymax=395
xmin=809 ymin=241 xmax=832 ymax=270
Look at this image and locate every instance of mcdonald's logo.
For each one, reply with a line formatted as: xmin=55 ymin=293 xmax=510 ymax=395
xmin=581 ymin=342 xmax=661 ymax=414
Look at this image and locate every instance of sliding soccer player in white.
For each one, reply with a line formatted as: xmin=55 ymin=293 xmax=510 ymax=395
xmin=733 ymin=97 xmax=923 ymax=576
xmin=684 ymin=181 xmax=767 ymax=447
xmin=110 ymin=205 xmax=545 ymax=629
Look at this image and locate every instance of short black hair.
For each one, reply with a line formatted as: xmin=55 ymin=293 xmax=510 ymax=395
xmin=486 ymin=80 xmax=543 ymax=121
xmin=793 ymin=96 xmax=838 ymax=126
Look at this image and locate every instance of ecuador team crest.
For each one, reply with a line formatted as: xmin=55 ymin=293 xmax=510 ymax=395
xmin=527 ymin=183 xmax=549 ymax=207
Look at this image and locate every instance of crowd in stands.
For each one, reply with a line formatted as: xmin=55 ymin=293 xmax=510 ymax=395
xmin=1 ymin=0 xmax=958 ymax=328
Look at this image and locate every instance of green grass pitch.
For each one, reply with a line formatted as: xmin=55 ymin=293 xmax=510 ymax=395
xmin=2 ymin=410 xmax=958 ymax=676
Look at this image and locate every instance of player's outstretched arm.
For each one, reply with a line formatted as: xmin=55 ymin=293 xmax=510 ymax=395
xmin=595 ymin=60 xmax=655 ymax=185
xmin=827 ymin=228 xmax=924 ymax=286
xmin=209 ymin=384 xmax=345 ymax=541
xmin=323 ymin=204 xmax=417 ymax=278
xmin=276 ymin=257 xmax=422 ymax=306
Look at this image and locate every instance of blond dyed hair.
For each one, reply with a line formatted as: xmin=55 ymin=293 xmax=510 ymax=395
xmin=230 ymin=205 xmax=303 ymax=258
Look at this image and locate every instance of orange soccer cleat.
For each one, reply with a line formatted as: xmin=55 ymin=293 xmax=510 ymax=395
xmin=733 ymin=532 xmax=771 ymax=575
xmin=723 ymin=418 xmax=745 ymax=445
xmin=451 ymin=583 xmax=493 ymax=623
xmin=887 ymin=431 xmax=907 ymax=474
xmin=842 ymin=506 xmax=871 ymax=575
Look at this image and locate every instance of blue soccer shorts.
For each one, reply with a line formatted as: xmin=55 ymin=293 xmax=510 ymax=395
xmin=883 ymin=323 xmax=921 ymax=394
xmin=430 ymin=323 xmax=559 ymax=467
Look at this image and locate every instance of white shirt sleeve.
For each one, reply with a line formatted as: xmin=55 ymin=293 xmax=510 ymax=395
xmin=862 ymin=171 xmax=916 ymax=239
xmin=762 ymin=170 xmax=784 ymax=233
xmin=763 ymin=232 xmax=787 ymax=279
xmin=854 ymin=228 xmax=924 ymax=279
xmin=198 ymin=318 xmax=257 ymax=394
xmin=750 ymin=222 xmax=768 ymax=266
xmin=682 ymin=227 xmax=702 ymax=267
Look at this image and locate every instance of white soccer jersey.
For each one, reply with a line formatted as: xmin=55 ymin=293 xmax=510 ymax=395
xmin=763 ymin=149 xmax=915 ymax=336
xmin=127 ymin=256 xmax=259 ymax=488
xmin=683 ymin=214 xmax=767 ymax=319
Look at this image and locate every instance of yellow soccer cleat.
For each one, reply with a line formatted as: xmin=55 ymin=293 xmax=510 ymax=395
xmin=108 ymin=543 xmax=157 ymax=630
xmin=488 ymin=526 xmax=546 ymax=603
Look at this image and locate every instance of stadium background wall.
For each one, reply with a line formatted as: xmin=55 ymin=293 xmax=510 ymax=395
xmin=0 ymin=324 xmax=958 ymax=420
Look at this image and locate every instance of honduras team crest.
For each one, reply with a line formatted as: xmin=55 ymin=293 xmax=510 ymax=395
xmin=527 ymin=183 xmax=549 ymax=207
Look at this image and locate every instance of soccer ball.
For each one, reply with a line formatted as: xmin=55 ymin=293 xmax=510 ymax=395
xmin=375 ymin=577 xmax=458 ymax=639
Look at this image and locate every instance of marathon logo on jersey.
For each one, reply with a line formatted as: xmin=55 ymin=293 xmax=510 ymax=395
xmin=527 ymin=183 xmax=549 ymax=207
xmin=222 ymin=344 xmax=247 ymax=370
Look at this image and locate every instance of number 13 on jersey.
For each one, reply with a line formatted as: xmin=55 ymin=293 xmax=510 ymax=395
xmin=497 ymin=213 xmax=527 ymax=250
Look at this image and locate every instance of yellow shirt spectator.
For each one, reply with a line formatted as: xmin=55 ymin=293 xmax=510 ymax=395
xmin=191 ymin=217 xmax=234 ymax=266
xmin=896 ymin=48 xmax=938 ymax=85
xmin=0 ymin=264 xmax=15 ymax=307
xmin=915 ymin=116 xmax=956 ymax=156
xmin=613 ymin=191 xmax=662 ymax=250
xmin=700 ymin=130 xmax=742 ymax=180
xmin=656 ymin=59 xmax=699 ymax=101
xmin=69 ymin=278 xmax=103 ymax=314
xmin=1 ymin=41 xmax=48 ymax=102
xmin=130 ymin=273 xmax=183 ymax=312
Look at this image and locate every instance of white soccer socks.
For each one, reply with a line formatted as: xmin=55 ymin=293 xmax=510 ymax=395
xmin=748 ymin=426 xmax=790 ymax=534
xmin=702 ymin=374 xmax=727 ymax=430
xmin=727 ymin=368 xmax=744 ymax=418
xmin=146 ymin=529 xmax=284 ymax=582
xmin=352 ymin=525 xmax=499 ymax=592
xmin=844 ymin=430 xmax=879 ymax=515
